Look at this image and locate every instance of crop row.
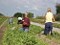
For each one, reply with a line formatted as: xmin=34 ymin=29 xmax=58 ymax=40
xmin=0 ymin=17 xmax=7 ymax=25
xmin=2 ymin=18 xmax=49 ymax=45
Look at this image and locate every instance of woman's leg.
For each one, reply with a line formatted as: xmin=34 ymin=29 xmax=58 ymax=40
xmin=49 ymin=23 xmax=53 ymax=35
xmin=24 ymin=29 xmax=29 ymax=32
xmin=44 ymin=23 xmax=49 ymax=35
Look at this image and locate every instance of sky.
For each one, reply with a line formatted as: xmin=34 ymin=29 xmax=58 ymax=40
xmin=0 ymin=0 xmax=60 ymax=17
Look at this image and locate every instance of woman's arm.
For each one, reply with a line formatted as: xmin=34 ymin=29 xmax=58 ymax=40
xmin=52 ymin=15 xmax=55 ymax=22
xmin=44 ymin=14 xmax=46 ymax=22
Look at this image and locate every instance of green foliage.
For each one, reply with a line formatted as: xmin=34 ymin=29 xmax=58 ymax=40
xmin=30 ymin=18 xmax=45 ymax=24
xmin=55 ymin=3 xmax=60 ymax=21
xmin=53 ymin=23 xmax=60 ymax=28
xmin=46 ymin=31 xmax=60 ymax=40
xmin=14 ymin=12 xmax=24 ymax=17
xmin=2 ymin=18 xmax=48 ymax=45
xmin=55 ymin=13 xmax=60 ymax=21
xmin=53 ymin=31 xmax=60 ymax=40
xmin=36 ymin=16 xmax=44 ymax=19
xmin=2 ymin=30 xmax=48 ymax=45
xmin=2 ymin=18 xmax=60 ymax=45
xmin=29 ymin=25 xmax=44 ymax=35
xmin=0 ymin=13 xmax=4 ymax=16
xmin=2 ymin=27 xmax=48 ymax=45
xmin=14 ymin=12 xmax=34 ymax=18
xmin=56 ymin=3 xmax=60 ymax=14
xmin=0 ymin=17 xmax=7 ymax=25
xmin=28 ymin=12 xmax=34 ymax=18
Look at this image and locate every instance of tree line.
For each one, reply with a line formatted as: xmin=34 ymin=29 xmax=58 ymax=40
xmin=55 ymin=3 xmax=60 ymax=21
xmin=14 ymin=12 xmax=34 ymax=18
xmin=0 ymin=13 xmax=4 ymax=16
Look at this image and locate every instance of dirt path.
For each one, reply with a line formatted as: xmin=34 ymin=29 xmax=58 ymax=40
xmin=53 ymin=21 xmax=60 ymax=24
xmin=0 ymin=19 xmax=8 ymax=45
xmin=0 ymin=29 xmax=4 ymax=45
xmin=36 ymin=34 xmax=60 ymax=45
xmin=31 ymin=22 xmax=60 ymax=34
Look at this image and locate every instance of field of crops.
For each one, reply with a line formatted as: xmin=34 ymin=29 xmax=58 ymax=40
xmin=53 ymin=23 xmax=60 ymax=28
xmin=1 ymin=17 xmax=60 ymax=45
xmin=2 ymin=18 xmax=49 ymax=45
xmin=0 ymin=17 xmax=7 ymax=25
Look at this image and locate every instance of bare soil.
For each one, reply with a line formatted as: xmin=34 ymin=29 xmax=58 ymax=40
xmin=0 ymin=29 xmax=4 ymax=45
xmin=36 ymin=34 xmax=60 ymax=45
xmin=0 ymin=19 xmax=8 ymax=45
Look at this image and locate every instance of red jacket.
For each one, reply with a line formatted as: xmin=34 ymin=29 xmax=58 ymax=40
xmin=20 ymin=17 xmax=30 ymax=29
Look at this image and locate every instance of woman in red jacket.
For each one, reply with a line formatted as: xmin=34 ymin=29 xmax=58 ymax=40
xmin=19 ymin=12 xmax=30 ymax=32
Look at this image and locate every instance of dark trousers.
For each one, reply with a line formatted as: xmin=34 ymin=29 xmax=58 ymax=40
xmin=44 ymin=22 xmax=53 ymax=34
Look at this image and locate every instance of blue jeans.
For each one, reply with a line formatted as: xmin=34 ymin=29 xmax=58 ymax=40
xmin=44 ymin=22 xmax=53 ymax=34
xmin=19 ymin=28 xmax=29 ymax=32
